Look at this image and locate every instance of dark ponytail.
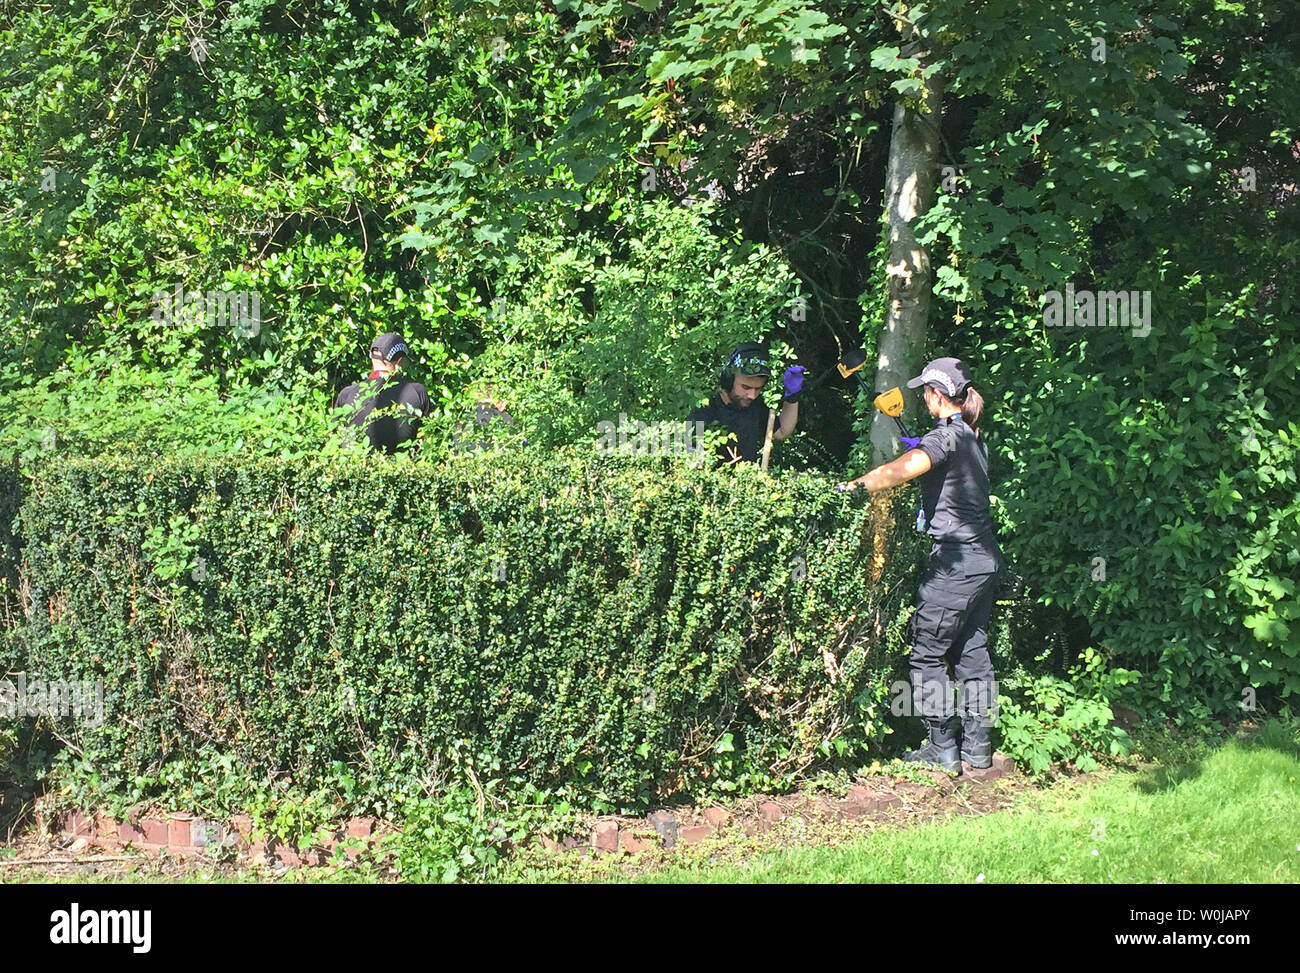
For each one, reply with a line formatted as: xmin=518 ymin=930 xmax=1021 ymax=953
xmin=955 ymin=385 xmax=984 ymax=440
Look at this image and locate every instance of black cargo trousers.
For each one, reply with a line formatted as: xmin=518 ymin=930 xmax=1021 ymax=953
xmin=907 ymin=540 xmax=1002 ymax=731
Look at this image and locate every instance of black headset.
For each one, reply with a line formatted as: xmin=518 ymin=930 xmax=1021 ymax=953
xmin=718 ymin=341 xmax=772 ymax=390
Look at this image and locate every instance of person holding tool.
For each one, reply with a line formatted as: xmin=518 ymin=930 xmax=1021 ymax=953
xmin=688 ymin=341 xmax=804 ymax=467
xmin=839 ymin=357 xmax=1002 ymax=775
xmin=334 ymin=331 xmax=432 ymax=454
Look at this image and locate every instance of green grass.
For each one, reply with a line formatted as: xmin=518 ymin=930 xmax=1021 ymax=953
xmin=621 ymin=720 xmax=1300 ymax=883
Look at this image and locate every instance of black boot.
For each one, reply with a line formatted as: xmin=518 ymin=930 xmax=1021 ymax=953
xmin=960 ymin=713 xmax=993 ymax=769
xmin=903 ymin=716 xmax=961 ymax=773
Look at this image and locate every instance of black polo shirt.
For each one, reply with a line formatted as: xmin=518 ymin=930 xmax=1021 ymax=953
xmin=915 ymin=414 xmax=999 ymax=556
xmin=335 ymin=375 xmax=431 ymax=454
xmin=688 ymin=393 xmax=775 ymax=466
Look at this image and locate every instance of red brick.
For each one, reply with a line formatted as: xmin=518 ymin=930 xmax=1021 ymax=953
xmin=538 ymin=836 xmax=562 ymax=853
xmin=744 ymin=820 xmax=769 ymax=836
xmin=267 ymin=840 xmax=300 ymax=867
xmin=702 ymin=807 xmax=731 ymax=829
xmin=61 ymin=811 xmax=91 ymax=836
xmin=143 ymin=818 xmax=169 ymax=845
xmin=118 ymin=819 xmax=148 ymax=844
xmin=838 ymin=788 xmax=902 ymax=818
xmin=94 ymin=812 xmax=121 ymax=840
xmin=590 ymin=820 xmax=619 ymax=853
xmin=167 ymin=814 xmax=194 ymax=848
xmin=679 ymin=825 xmax=712 ymax=845
xmin=758 ymin=802 xmax=785 ymax=821
xmin=346 ymin=816 xmax=378 ymax=838
xmin=229 ymin=815 xmax=254 ymax=836
xmin=298 ymin=846 xmax=328 ymax=867
xmin=619 ymin=831 xmax=651 ymax=854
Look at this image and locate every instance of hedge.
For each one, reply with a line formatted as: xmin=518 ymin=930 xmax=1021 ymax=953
xmin=2 ymin=449 xmax=925 ymax=816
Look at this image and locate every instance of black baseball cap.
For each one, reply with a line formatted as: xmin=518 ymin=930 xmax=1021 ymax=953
xmin=726 ymin=341 xmax=772 ymax=379
xmin=906 ymin=357 xmax=973 ymax=398
xmin=370 ymin=332 xmax=409 ymax=362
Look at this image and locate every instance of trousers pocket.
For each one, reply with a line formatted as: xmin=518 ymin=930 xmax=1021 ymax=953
xmin=910 ymin=602 xmax=961 ymax=649
xmin=961 ymin=550 xmax=1000 ymax=578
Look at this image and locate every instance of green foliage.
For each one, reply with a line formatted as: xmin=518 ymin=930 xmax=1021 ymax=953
xmin=995 ymin=648 xmax=1139 ymax=775
xmin=0 ymin=0 xmax=603 ymax=430
xmin=3 ymin=0 xmax=1298 ymax=872
xmin=0 ymin=352 xmax=342 ymax=466
xmin=852 ymin=0 xmax=1300 ymax=717
xmin=478 ymin=196 xmax=799 ymax=449
xmin=6 ymin=450 xmax=919 ymax=843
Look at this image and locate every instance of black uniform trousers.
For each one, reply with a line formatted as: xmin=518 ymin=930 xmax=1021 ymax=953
xmin=907 ymin=540 xmax=1001 ymax=728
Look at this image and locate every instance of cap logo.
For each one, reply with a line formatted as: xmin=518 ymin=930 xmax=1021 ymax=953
xmin=921 ymin=368 xmax=956 ymax=396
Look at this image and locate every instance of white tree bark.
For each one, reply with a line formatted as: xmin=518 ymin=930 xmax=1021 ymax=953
xmin=872 ymin=50 xmax=941 ymax=467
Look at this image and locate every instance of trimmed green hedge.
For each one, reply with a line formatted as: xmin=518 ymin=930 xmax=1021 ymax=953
xmin=4 ymin=450 xmax=923 ymax=816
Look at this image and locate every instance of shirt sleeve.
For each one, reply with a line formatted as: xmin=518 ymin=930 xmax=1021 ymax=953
xmin=918 ymin=423 xmax=958 ymax=469
xmin=335 ymin=385 xmax=357 ymax=409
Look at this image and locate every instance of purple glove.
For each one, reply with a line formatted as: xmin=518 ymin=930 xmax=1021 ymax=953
xmin=783 ymin=366 xmax=806 ymax=401
xmin=900 ymin=436 xmax=922 ymax=450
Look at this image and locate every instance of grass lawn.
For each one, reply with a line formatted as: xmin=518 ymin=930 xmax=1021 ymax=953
xmin=619 ymin=720 xmax=1300 ymax=883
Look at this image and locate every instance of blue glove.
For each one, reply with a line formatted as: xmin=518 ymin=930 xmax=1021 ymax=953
xmin=783 ymin=366 xmax=806 ymax=402
xmin=900 ymin=435 xmax=922 ymax=450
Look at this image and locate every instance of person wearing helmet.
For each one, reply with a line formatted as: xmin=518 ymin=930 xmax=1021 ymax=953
xmin=838 ymin=357 xmax=1002 ymax=774
xmin=687 ymin=341 xmax=806 ymax=467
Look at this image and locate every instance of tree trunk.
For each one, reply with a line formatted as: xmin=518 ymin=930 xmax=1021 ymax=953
xmin=872 ymin=47 xmax=942 ymax=467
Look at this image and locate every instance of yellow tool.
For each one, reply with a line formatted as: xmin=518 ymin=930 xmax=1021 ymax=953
xmin=873 ymin=386 xmax=913 ymax=438
xmin=836 ymin=348 xmax=867 ymax=379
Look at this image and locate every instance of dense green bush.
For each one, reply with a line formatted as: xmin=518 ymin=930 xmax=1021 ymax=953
xmin=5 ymin=449 xmax=923 ymax=823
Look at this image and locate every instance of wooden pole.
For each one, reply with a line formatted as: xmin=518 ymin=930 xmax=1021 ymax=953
xmin=760 ymin=405 xmax=777 ymax=470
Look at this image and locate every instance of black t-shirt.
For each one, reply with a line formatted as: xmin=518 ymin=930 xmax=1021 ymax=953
xmin=688 ymin=393 xmax=774 ymax=465
xmin=915 ymin=414 xmax=999 ymax=555
xmin=334 ymin=375 xmax=431 ymax=454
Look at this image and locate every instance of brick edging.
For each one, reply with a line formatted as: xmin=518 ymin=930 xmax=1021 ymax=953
xmin=36 ymin=806 xmax=391 ymax=867
xmin=37 ymin=754 xmax=1016 ymax=865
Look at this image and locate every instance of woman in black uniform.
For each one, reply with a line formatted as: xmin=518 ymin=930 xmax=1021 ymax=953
xmin=838 ymin=358 xmax=1002 ymax=774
